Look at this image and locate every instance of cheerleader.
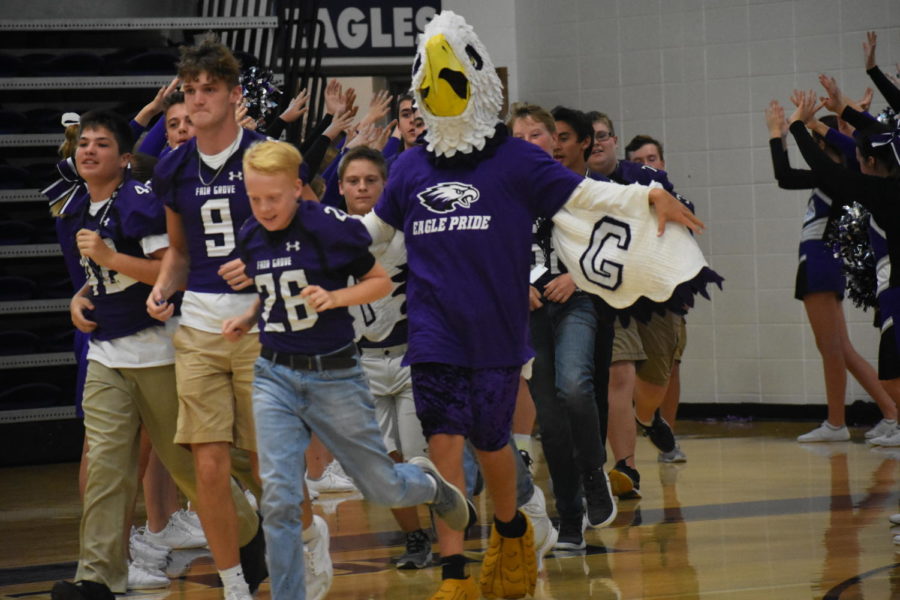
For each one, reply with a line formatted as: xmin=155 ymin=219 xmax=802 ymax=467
xmin=786 ymin=87 xmax=900 ymax=445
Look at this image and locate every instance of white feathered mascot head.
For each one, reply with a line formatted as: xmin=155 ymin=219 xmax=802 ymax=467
xmin=411 ymin=10 xmax=504 ymax=158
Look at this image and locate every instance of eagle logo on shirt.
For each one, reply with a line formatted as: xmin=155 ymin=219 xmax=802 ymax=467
xmin=417 ymin=182 xmax=480 ymax=214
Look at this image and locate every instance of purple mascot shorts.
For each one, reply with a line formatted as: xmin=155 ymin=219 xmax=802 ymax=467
xmin=410 ymin=363 xmax=519 ymax=452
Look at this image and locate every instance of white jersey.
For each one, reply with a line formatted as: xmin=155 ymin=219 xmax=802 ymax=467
xmin=351 ymin=231 xmax=408 ymax=343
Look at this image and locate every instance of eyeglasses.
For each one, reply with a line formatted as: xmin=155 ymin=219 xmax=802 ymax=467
xmin=594 ymin=131 xmax=613 ymax=142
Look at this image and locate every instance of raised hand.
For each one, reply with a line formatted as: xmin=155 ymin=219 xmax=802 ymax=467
xmin=323 ymin=108 xmax=357 ymax=141
xmin=280 ymin=88 xmax=310 ymax=123
xmin=324 ymin=79 xmax=343 ymax=115
xmin=134 ymin=76 xmax=180 ymax=126
xmin=864 ymin=31 xmax=877 ymax=71
xmin=360 ymin=89 xmax=394 ymax=126
xmin=858 ymin=86 xmax=874 ymax=112
xmin=341 ymin=87 xmax=358 ymax=116
xmin=373 ymin=119 xmax=397 ymax=152
xmin=788 ymin=89 xmax=819 ymax=126
xmin=764 ymin=99 xmax=788 ymax=138
xmin=818 ymin=74 xmax=850 ymax=114
xmin=789 ymin=89 xmax=823 ymax=125
xmin=345 ymin=122 xmax=378 ymax=150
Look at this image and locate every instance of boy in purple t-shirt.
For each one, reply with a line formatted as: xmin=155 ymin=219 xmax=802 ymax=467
xmin=222 ymin=140 xmax=469 ymax=600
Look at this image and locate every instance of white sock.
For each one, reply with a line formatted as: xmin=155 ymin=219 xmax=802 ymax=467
xmin=219 ymin=564 xmax=249 ymax=593
xmin=302 ymin=521 xmax=319 ymax=543
xmin=423 ymin=473 xmax=438 ymax=499
xmin=513 ymin=434 xmax=532 ymax=455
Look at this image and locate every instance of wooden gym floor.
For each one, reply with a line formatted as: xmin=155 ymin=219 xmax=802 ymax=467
xmin=1 ymin=420 xmax=898 ymax=600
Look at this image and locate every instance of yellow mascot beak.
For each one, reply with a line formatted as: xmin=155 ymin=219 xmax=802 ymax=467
xmin=418 ymin=33 xmax=470 ymax=117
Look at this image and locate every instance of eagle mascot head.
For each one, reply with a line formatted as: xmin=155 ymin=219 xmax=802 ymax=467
xmin=411 ymin=10 xmax=504 ymax=158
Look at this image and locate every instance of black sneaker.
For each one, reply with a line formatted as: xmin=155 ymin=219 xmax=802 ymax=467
xmin=239 ymin=516 xmax=268 ymax=594
xmin=554 ymin=516 xmax=586 ymax=550
xmin=392 ymin=529 xmax=434 ymax=569
xmin=51 ymin=581 xmax=114 ymax=600
xmin=637 ymin=410 xmax=677 ymax=453
xmin=608 ymin=459 xmax=642 ymax=499
xmin=583 ymin=469 xmax=617 ymax=528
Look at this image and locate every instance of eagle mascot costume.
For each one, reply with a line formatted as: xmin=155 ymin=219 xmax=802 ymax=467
xmin=362 ymin=10 xmax=721 ymax=600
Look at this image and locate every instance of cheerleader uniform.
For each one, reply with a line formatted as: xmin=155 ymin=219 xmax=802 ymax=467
xmin=790 ymin=110 xmax=900 ymax=379
xmin=768 ymin=136 xmax=845 ymax=300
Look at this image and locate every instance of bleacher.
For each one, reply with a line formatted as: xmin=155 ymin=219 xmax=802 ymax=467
xmin=0 ymin=1 xmax=324 ymax=466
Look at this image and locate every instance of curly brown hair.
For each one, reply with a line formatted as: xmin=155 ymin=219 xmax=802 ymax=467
xmin=177 ymin=33 xmax=241 ymax=88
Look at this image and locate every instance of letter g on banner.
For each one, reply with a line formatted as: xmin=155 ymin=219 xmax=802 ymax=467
xmin=579 ymin=217 xmax=631 ymax=290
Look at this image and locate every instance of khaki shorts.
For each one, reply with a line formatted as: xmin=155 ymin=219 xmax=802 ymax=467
xmin=612 ymin=318 xmax=646 ymax=363
xmin=173 ymin=325 xmax=260 ymax=451
xmin=672 ymin=315 xmax=688 ymax=362
xmin=611 ymin=312 xmax=681 ymax=387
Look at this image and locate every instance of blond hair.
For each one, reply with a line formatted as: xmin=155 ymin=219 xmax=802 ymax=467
xmin=243 ymin=140 xmax=303 ymax=177
xmin=506 ymin=102 xmax=555 ymax=134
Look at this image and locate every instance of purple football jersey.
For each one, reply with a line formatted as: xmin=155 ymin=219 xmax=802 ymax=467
xmin=58 ymin=179 xmax=166 ymax=341
xmin=374 ymin=136 xmax=584 ymax=368
xmin=238 ymin=201 xmax=375 ymax=355
xmin=153 ymin=130 xmax=267 ymax=294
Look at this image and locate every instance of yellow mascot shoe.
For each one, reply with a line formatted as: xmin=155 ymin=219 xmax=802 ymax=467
xmin=479 ymin=512 xmax=537 ymax=599
xmin=429 ymin=576 xmax=479 ymax=600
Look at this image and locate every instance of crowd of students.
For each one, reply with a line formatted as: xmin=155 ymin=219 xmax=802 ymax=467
xmin=45 ymin=19 xmax=900 ymax=600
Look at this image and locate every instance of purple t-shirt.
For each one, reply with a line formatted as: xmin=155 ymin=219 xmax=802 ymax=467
xmin=58 ymin=179 xmax=166 ymax=341
xmin=374 ymin=136 xmax=583 ymax=368
xmin=238 ymin=201 xmax=375 ymax=355
xmin=153 ymin=130 xmax=267 ymax=294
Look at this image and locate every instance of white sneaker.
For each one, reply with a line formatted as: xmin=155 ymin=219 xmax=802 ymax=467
xmin=865 ymin=419 xmax=898 ymax=439
xmin=130 ymin=527 xmax=170 ymax=570
xmin=166 ymin=547 xmax=211 ymax=578
xmin=312 ymin=490 xmax=363 ymax=514
xmin=304 ymin=515 xmax=334 ymax=600
xmin=796 ymin=422 xmax=850 ymax=442
xmin=172 ymin=508 xmax=204 ymax=536
xmin=306 ymin=461 xmax=358 ymax=494
xmin=224 ymin=583 xmax=253 ymax=600
xmin=869 ymin=425 xmax=900 ymax=447
xmin=519 ymin=485 xmax=557 ymax=572
xmin=143 ymin=514 xmax=207 ymax=550
xmin=128 ymin=560 xmax=170 ymax=590
xmin=657 ymin=444 xmax=688 ymax=463
xmin=890 ymin=514 xmax=900 ymax=525
xmin=894 ymin=534 xmax=900 ymax=546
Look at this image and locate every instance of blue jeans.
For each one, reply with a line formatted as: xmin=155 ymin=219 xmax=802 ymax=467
xmin=252 ymin=356 xmax=436 ymax=600
xmin=529 ymin=292 xmax=605 ymax=520
xmin=463 ymin=440 xmax=534 ymax=506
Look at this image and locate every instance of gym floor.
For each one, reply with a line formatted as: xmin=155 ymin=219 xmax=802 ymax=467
xmin=1 ymin=420 xmax=897 ymax=599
